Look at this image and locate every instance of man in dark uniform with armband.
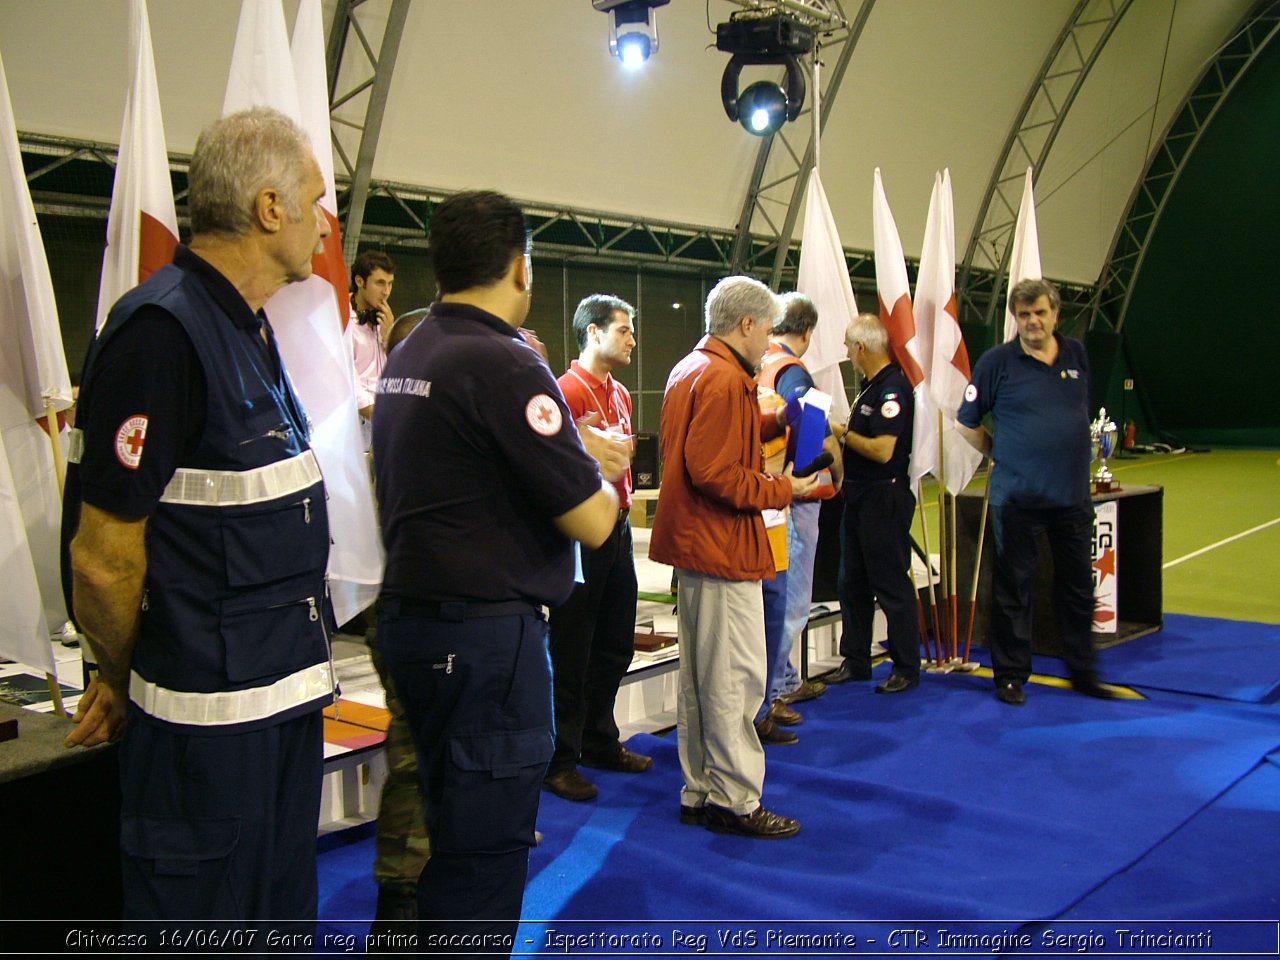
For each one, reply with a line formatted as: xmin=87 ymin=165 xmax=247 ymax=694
xmin=372 ymin=190 xmax=627 ymax=951
xmin=825 ymin=313 xmax=922 ymax=692
xmin=61 ymin=107 xmax=335 ymax=924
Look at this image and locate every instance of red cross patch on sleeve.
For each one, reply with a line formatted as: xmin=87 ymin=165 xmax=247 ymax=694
xmin=525 ymin=394 xmax=563 ymax=437
xmin=114 ymin=415 xmax=149 ymax=469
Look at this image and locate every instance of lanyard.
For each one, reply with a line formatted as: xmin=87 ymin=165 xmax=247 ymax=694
xmin=567 ymin=367 xmax=619 ymax=429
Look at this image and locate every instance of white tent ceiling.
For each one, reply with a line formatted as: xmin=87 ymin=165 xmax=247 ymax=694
xmin=0 ymin=0 xmax=1254 ymax=285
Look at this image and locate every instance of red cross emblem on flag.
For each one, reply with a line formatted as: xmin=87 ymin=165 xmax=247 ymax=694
xmin=115 ymin=415 xmax=149 ymax=469
xmin=525 ymin=394 xmax=563 ymax=437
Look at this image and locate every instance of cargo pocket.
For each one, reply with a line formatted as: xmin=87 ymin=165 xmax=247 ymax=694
xmin=120 ymin=815 xmax=240 ymax=919
xmin=441 ymin=728 xmax=553 ymax=852
xmin=221 ymin=493 xmax=327 ymax=588
xmin=221 ymin=593 xmax=325 ymax=685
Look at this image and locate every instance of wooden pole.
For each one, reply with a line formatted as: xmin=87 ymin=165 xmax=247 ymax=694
xmin=42 ymin=400 xmax=68 ymax=718
xmin=963 ymin=462 xmax=993 ymax=663
xmin=916 ymin=492 xmax=942 ymax=667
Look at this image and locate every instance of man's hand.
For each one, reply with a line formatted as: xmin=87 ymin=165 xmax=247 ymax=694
xmin=64 ymin=675 xmax=128 ymax=748
xmin=576 ymin=412 xmax=632 ymax=484
xmin=375 ymin=302 xmax=395 ymax=347
xmin=784 ymin=463 xmax=821 ymax=498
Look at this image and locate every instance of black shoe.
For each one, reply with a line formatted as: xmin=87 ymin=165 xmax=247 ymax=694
xmin=875 ymin=672 xmax=919 ymax=694
xmin=1072 ymin=676 xmax=1124 ymax=699
xmin=580 ymin=743 xmax=653 ymax=773
xmin=703 ymin=804 xmax=801 ymax=839
xmin=754 ymin=716 xmax=799 ymax=745
xmin=679 ymin=804 xmax=705 ymax=826
xmin=542 ymin=767 xmax=598 ymax=801
xmin=777 ymin=679 xmax=827 ymax=704
xmin=996 ymin=680 xmax=1026 ymax=706
xmin=820 ymin=661 xmax=873 ymax=684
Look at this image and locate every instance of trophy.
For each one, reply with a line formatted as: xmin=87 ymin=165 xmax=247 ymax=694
xmin=1090 ymin=407 xmax=1119 ymax=493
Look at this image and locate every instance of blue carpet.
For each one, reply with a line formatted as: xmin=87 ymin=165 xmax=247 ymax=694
xmin=1098 ymin=613 xmax=1280 ymax=703
xmin=317 ymin=624 xmax=1280 ymax=941
xmin=1055 ymin=749 xmax=1280 ymax=920
xmin=519 ymin=672 xmax=1280 ymax=926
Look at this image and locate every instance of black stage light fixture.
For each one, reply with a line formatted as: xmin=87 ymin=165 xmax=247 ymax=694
xmin=716 ymin=12 xmax=813 ymax=136
xmin=592 ymin=0 xmax=670 ymax=69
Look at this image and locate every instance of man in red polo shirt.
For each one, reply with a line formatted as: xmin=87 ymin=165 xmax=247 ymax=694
xmin=544 ymin=295 xmax=652 ymax=802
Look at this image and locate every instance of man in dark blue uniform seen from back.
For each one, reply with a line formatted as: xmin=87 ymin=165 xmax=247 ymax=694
xmin=957 ymin=277 xmax=1121 ymax=706
xmin=62 ymin=107 xmax=335 ymax=923
xmin=825 ymin=313 xmax=922 ymax=692
xmin=372 ymin=190 xmax=627 ymax=952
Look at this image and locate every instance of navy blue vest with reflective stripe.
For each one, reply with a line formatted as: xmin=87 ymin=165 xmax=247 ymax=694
xmin=87 ymin=263 xmax=332 ymax=733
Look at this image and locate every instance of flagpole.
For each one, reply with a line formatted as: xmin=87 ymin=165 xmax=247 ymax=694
xmin=963 ymin=462 xmax=993 ymax=663
xmin=812 ymin=45 xmax=821 ymax=174
xmin=42 ymin=400 xmax=67 ymax=716
xmin=936 ymin=409 xmax=953 ymax=663
xmin=917 ymin=488 xmax=942 ymax=668
xmin=949 ymin=483 xmax=960 ymax=662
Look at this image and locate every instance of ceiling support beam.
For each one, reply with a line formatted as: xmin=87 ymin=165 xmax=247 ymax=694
xmin=958 ymin=0 xmax=1133 ymax=331
xmin=325 ymin=0 xmax=411 ymax=259
xmin=1086 ymin=0 xmax=1280 ymax=334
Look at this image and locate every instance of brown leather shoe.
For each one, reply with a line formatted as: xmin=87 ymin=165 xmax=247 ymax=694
xmin=581 ymin=743 xmax=653 ymax=773
xmin=777 ymin=679 xmax=827 ymax=704
xmin=542 ymin=767 xmax=598 ymax=801
xmin=679 ymin=804 xmax=705 ymax=825
xmin=769 ymin=700 xmax=803 ymax=725
xmin=754 ymin=716 xmax=798 ymax=745
xmin=703 ymin=804 xmax=801 ymax=838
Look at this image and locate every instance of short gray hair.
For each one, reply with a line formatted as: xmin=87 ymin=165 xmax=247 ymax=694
xmin=188 ymin=107 xmax=315 ymax=238
xmin=705 ymin=276 xmax=779 ymax=337
xmin=846 ymin=312 xmax=888 ymax=353
xmin=1009 ymin=276 xmax=1061 ymax=312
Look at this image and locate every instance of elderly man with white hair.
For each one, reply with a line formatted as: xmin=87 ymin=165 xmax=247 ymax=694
xmin=650 ymin=276 xmax=818 ymax=840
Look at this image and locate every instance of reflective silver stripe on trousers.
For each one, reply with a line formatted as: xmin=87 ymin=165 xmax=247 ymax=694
xmin=129 ymin=661 xmax=334 ymax=726
xmin=67 ymin=427 xmax=85 ymax=464
xmin=158 ymin=450 xmax=322 ymax=506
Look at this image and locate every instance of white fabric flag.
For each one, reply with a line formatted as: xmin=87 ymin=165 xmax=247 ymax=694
xmin=0 ymin=49 xmax=72 ymax=674
xmin=872 ymin=168 xmax=935 ymax=490
xmin=224 ymin=0 xmax=383 ymax=625
xmin=914 ymin=169 xmax=982 ymax=495
xmin=1004 ymin=165 xmax=1042 ymax=342
xmin=796 ymin=169 xmax=855 ymax=422
xmin=95 ymin=0 xmax=179 ymax=333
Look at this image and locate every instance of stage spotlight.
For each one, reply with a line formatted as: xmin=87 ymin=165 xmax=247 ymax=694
xmin=719 ymin=50 xmax=807 ymax=137
xmin=716 ymin=12 xmax=813 ymax=136
xmin=738 ymin=81 xmax=789 ymax=135
xmin=592 ymin=0 xmax=670 ymax=68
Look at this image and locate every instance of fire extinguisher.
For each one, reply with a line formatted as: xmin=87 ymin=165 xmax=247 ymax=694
xmin=1124 ymin=420 xmax=1136 ymax=450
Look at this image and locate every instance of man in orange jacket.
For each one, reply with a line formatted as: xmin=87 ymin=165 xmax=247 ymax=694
xmin=650 ymin=276 xmax=818 ymax=839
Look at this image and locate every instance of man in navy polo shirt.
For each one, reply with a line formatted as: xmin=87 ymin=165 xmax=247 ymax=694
xmin=372 ymin=190 xmax=628 ymax=950
xmin=957 ymin=277 xmax=1121 ymax=706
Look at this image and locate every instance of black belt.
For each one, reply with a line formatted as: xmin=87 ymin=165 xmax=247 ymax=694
xmin=382 ymin=597 xmax=541 ymax=622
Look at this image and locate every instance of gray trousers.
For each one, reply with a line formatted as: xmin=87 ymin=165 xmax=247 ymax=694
xmin=674 ymin=570 xmax=767 ymax=815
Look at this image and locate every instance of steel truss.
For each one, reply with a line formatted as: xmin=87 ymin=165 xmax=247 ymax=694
xmin=1085 ymin=0 xmax=1280 ymax=334
xmin=958 ymin=0 xmax=1132 ymax=330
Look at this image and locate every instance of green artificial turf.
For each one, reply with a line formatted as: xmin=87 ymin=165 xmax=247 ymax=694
xmin=910 ymin=448 xmax=1280 ymax=625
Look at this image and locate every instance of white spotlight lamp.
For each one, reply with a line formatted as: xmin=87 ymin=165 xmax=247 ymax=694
xmin=592 ymin=0 xmax=670 ymax=68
